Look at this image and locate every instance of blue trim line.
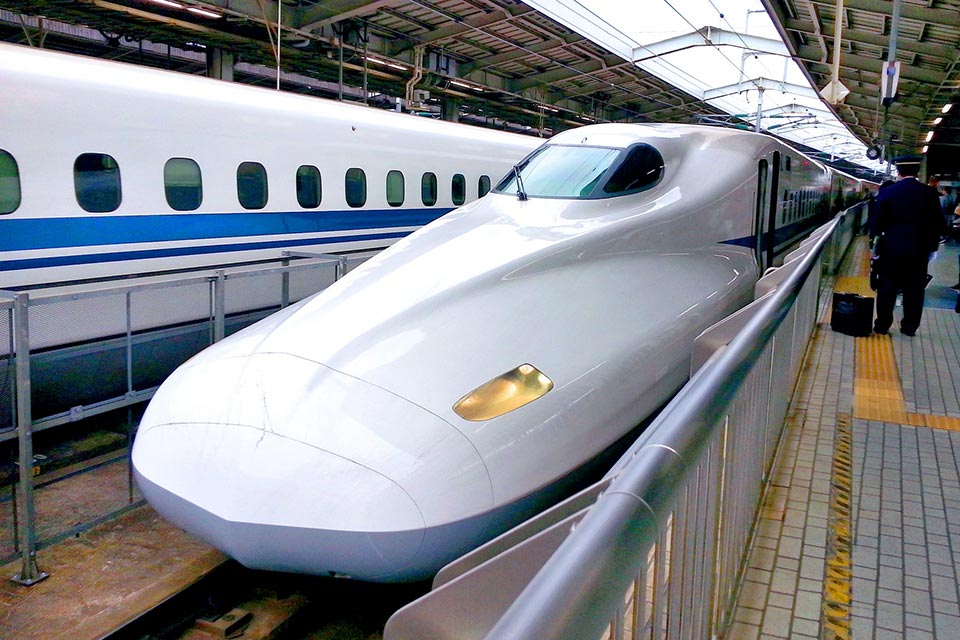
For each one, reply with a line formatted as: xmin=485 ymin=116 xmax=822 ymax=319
xmin=0 ymin=208 xmax=447 ymax=251
xmin=0 ymin=231 xmax=410 ymax=272
xmin=721 ymin=216 xmax=823 ymax=251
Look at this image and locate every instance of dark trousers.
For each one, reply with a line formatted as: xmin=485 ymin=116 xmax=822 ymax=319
xmin=874 ymin=256 xmax=929 ymax=333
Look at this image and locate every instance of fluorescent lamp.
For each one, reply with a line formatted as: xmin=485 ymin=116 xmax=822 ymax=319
xmin=449 ymin=80 xmax=484 ymax=92
xmin=188 ymin=7 xmax=221 ymax=18
xmin=148 ymin=0 xmax=183 ymax=7
xmin=925 ymin=131 xmax=934 ymax=142
xmin=943 ymin=103 xmax=954 ymax=114
xmin=922 ymin=145 xmax=929 ymax=154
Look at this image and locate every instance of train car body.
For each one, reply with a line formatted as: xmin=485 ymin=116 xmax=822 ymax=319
xmin=0 ymin=43 xmax=539 ymax=291
xmin=0 ymin=43 xmax=538 ymax=428
xmin=133 ymin=123 xmax=855 ymax=582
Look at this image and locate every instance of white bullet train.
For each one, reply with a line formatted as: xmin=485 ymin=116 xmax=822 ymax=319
xmin=133 ymin=122 xmax=871 ymax=582
xmin=0 ymin=42 xmax=539 ymax=291
xmin=0 ymin=43 xmax=538 ymax=425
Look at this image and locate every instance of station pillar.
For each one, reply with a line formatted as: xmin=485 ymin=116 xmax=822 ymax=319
xmin=207 ymin=48 xmax=234 ymax=82
xmin=442 ymin=97 xmax=461 ymax=123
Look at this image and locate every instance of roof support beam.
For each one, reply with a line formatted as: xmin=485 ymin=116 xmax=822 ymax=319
xmin=390 ymin=5 xmax=535 ymax=54
xmin=802 ymin=0 xmax=959 ymax=26
xmin=508 ymin=55 xmax=629 ymax=92
xmin=461 ymin=36 xmax=571 ymax=74
xmin=295 ymin=0 xmax=398 ymax=32
xmin=796 ymin=45 xmax=946 ymax=84
xmin=703 ymin=77 xmax=820 ymax=101
xmin=631 ymin=26 xmax=788 ymax=62
xmin=784 ymin=20 xmax=953 ymax=60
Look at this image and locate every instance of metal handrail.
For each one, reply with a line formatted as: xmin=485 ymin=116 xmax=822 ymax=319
xmin=482 ymin=216 xmax=840 ymax=639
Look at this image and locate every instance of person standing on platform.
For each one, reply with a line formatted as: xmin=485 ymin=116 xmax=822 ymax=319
xmin=871 ymin=156 xmax=945 ymax=336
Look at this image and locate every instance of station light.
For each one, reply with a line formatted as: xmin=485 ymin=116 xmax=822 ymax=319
xmin=943 ymin=103 xmax=954 ymax=114
xmin=148 ymin=0 xmax=184 ymax=8
xmin=449 ymin=80 xmax=485 ymax=92
xmin=363 ymin=56 xmax=407 ymax=71
xmin=925 ymin=131 xmax=934 ymax=142
xmin=187 ymin=7 xmax=221 ymax=18
xmin=922 ymin=145 xmax=929 ymax=154
xmin=934 ymin=117 xmax=943 ymax=125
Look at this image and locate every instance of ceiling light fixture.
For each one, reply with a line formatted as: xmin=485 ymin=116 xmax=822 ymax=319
xmin=187 ymin=6 xmax=221 ymax=18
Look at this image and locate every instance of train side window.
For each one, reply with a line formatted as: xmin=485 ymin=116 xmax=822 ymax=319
xmin=297 ymin=165 xmax=322 ymax=208
xmin=386 ymin=170 xmax=404 ymax=207
xmin=452 ymin=174 xmax=466 ymax=205
xmin=75 ymin=153 xmax=121 ymax=213
xmin=602 ymin=144 xmax=664 ymax=195
xmin=237 ymin=162 xmax=268 ymax=210
xmin=421 ymin=172 xmax=438 ymax=206
xmin=164 ymin=158 xmax=202 ymax=211
xmin=345 ymin=168 xmax=366 ymax=208
xmin=479 ymin=175 xmax=491 ymax=197
xmin=0 ymin=149 xmax=20 ymax=214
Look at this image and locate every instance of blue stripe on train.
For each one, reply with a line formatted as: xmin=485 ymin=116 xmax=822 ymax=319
xmin=0 ymin=230 xmax=412 ymax=272
xmin=720 ymin=216 xmax=824 ymax=251
xmin=0 ymin=208 xmax=449 ymax=251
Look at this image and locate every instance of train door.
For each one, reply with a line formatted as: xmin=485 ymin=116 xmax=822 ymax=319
xmin=765 ymin=152 xmax=781 ymax=270
xmin=753 ymin=159 xmax=769 ymax=267
xmin=753 ymin=152 xmax=781 ymax=271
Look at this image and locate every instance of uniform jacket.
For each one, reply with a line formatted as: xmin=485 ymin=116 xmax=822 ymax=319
xmin=873 ymin=177 xmax=944 ymax=258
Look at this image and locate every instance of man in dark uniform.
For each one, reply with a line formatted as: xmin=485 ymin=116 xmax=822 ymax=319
xmin=872 ymin=156 xmax=945 ymax=336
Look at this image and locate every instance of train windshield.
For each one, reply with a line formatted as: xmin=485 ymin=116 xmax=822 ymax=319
xmin=494 ymin=143 xmax=664 ymax=199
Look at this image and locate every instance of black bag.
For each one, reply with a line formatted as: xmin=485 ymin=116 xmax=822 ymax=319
xmin=831 ymin=292 xmax=874 ymax=337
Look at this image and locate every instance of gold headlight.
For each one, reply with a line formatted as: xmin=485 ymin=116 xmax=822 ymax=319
xmin=453 ymin=364 xmax=554 ymax=421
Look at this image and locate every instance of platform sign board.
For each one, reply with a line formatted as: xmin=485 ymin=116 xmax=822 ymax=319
xmin=881 ymin=61 xmax=901 ymax=105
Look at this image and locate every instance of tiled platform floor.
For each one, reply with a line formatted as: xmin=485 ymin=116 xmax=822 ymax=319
xmin=728 ymin=238 xmax=960 ymax=639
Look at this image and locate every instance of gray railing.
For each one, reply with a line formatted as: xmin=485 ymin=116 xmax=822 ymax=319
xmin=385 ymin=213 xmax=848 ymax=639
xmin=1 ymin=252 xmax=358 ymax=583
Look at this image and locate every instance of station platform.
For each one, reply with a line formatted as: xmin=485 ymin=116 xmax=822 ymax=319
xmin=728 ymin=236 xmax=960 ymax=639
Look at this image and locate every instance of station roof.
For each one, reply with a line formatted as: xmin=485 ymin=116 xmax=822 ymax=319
xmin=1 ymin=0 xmax=957 ymax=179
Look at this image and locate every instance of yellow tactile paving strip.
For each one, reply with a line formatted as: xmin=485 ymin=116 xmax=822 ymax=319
xmin=845 ymin=276 xmax=960 ymax=430
xmin=822 ymin=413 xmax=853 ymax=640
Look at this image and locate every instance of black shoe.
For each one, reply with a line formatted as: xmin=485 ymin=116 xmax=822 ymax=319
xmin=901 ymin=329 xmax=916 ymax=337
xmin=874 ymin=327 xmax=889 ymax=335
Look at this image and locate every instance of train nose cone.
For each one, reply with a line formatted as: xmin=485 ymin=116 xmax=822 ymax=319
xmin=132 ymin=352 xmax=493 ymax=581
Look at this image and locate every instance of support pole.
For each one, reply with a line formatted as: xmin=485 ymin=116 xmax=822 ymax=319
xmin=755 ymin=86 xmax=765 ymax=132
xmin=881 ymin=0 xmax=902 ymax=173
xmin=213 ymin=271 xmax=226 ymax=343
xmin=11 ymin=293 xmax=47 ymax=586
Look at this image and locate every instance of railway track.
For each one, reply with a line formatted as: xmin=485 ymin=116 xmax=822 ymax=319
xmin=106 ymin=561 xmax=429 ymax=640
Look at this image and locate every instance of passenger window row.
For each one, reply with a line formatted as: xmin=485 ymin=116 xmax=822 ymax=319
xmin=782 ymin=188 xmax=819 ymax=225
xmin=0 ymin=148 xmax=493 ymax=214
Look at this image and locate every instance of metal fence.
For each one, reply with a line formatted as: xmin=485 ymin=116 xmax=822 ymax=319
xmin=385 ymin=212 xmax=851 ymax=639
xmin=0 ymin=252 xmax=360 ymax=582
